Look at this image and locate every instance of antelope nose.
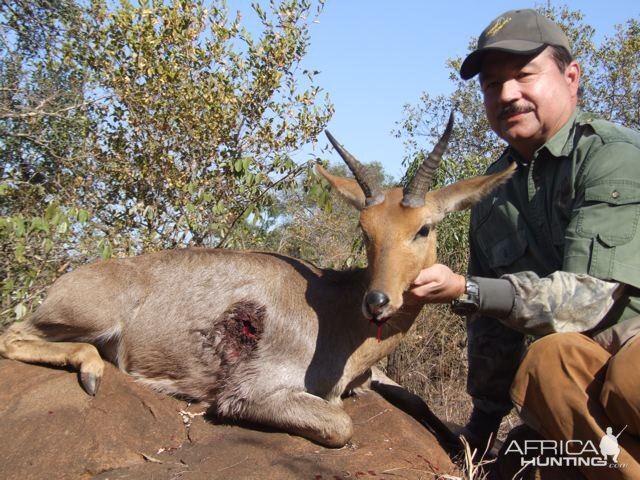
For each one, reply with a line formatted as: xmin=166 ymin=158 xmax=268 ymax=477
xmin=365 ymin=290 xmax=390 ymax=316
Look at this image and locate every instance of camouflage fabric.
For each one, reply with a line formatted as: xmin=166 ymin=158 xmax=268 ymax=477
xmin=466 ymin=110 xmax=640 ymax=417
xmin=503 ymin=271 xmax=622 ymax=336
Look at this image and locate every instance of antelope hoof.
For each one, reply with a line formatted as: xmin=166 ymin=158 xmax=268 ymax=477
xmin=80 ymin=371 xmax=102 ymax=396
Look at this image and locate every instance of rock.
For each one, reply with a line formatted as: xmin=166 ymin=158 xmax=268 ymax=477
xmin=0 ymin=360 xmax=186 ymax=480
xmin=0 ymin=360 xmax=458 ymax=479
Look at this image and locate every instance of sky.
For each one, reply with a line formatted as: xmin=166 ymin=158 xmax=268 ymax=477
xmin=265 ymin=1 xmax=639 ymax=180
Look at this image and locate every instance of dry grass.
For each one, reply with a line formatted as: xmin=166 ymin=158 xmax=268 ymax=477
xmin=458 ymin=436 xmax=496 ymax=480
xmin=386 ymin=304 xmax=473 ymax=427
xmin=385 ymin=304 xmax=522 ymax=444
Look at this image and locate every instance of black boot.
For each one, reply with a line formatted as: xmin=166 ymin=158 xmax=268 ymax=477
xmin=460 ymin=408 xmax=503 ymax=458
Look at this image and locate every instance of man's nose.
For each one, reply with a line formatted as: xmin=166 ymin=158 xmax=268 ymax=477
xmin=499 ymin=79 xmax=522 ymax=103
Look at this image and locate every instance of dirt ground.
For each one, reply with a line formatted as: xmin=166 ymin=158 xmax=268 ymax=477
xmin=0 ymin=359 xmax=459 ymax=480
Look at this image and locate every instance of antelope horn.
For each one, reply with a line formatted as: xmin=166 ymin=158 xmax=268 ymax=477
xmin=325 ymin=130 xmax=384 ymax=206
xmin=401 ymin=112 xmax=454 ymax=208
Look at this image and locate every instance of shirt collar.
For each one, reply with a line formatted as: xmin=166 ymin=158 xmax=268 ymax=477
xmin=540 ymin=109 xmax=580 ymax=158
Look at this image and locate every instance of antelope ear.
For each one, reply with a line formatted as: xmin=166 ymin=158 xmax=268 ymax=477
xmin=430 ymin=162 xmax=516 ymax=216
xmin=316 ymin=164 xmax=366 ymax=210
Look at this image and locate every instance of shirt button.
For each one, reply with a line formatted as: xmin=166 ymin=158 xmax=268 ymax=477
xmin=611 ymin=190 xmax=620 ymax=199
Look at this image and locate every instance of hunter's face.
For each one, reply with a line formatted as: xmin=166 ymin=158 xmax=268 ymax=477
xmin=480 ymin=47 xmax=580 ymax=160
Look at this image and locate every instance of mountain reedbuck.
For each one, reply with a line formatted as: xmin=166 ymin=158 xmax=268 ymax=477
xmin=0 ymin=115 xmax=515 ymax=447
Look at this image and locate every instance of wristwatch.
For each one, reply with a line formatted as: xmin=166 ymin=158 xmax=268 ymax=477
xmin=451 ymin=277 xmax=480 ymax=315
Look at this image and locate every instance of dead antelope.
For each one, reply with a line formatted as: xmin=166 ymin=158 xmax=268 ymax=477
xmin=0 ymin=115 xmax=515 ymax=447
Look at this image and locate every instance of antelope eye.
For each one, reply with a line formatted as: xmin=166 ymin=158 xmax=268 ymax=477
xmin=414 ymin=225 xmax=430 ymax=240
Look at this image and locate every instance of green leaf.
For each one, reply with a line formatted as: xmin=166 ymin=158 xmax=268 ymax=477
xmin=143 ymin=205 xmax=155 ymax=219
xmin=30 ymin=217 xmax=49 ymax=233
xmin=57 ymin=221 xmax=69 ymax=234
xmin=42 ymin=238 xmax=54 ymax=254
xmin=100 ymin=240 xmax=113 ymax=259
xmin=78 ymin=209 xmax=90 ymax=224
xmin=44 ymin=203 xmax=59 ymax=221
xmin=14 ymin=217 xmax=26 ymax=238
xmin=14 ymin=303 xmax=28 ymax=321
xmin=14 ymin=243 xmax=26 ymax=263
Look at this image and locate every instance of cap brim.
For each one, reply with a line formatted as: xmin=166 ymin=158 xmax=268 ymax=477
xmin=459 ymin=40 xmax=547 ymax=80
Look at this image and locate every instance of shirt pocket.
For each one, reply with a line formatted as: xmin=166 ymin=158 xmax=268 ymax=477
xmin=577 ymin=181 xmax=640 ymax=246
xmin=476 ymin=220 xmax=528 ymax=271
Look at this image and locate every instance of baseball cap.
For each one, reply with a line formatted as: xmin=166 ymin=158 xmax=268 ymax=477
xmin=460 ymin=9 xmax=571 ymax=80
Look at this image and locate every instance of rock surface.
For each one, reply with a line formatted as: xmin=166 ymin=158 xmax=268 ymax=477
xmin=0 ymin=360 xmax=458 ymax=479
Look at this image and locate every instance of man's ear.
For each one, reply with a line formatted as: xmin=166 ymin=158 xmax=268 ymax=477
xmin=565 ymin=60 xmax=581 ymax=99
xmin=316 ymin=164 xmax=366 ymax=210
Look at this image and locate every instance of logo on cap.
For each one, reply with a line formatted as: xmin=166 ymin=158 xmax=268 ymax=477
xmin=486 ymin=15 xmax=511 ymax=37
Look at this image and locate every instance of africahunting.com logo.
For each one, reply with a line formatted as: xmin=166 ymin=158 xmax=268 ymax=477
xmin=504 ymin=426 xmax=628 ymax=469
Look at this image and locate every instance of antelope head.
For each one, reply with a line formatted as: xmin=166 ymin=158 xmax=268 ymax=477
xmin=318 ymin=113 xmax=515 ymax=322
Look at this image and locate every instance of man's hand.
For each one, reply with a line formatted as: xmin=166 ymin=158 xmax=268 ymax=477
xmin=405 ymin=264 xmax=466 ymax=305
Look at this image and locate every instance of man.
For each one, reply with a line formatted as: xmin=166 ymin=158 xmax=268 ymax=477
xmin=408 ymin=9 xmax=640 ymax=479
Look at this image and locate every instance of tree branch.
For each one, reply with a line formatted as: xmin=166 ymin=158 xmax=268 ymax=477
xmin=215 ymin=162 xmax=307 ymax=248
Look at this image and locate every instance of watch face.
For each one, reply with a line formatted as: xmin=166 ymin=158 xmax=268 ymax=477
xmin=451 ymin=279 xmax=480 ymax=315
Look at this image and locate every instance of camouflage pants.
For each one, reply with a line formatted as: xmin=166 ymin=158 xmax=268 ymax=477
xmin=511 ymin=332 xmax=640 ymax=480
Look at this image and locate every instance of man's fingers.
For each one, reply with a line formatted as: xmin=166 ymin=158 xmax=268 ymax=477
xmin=413 ymin=265 xmax=445 ymax=285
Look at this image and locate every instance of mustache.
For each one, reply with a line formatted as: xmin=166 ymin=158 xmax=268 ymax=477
xmin=499 ymin=103 xmax=534 ymax=119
